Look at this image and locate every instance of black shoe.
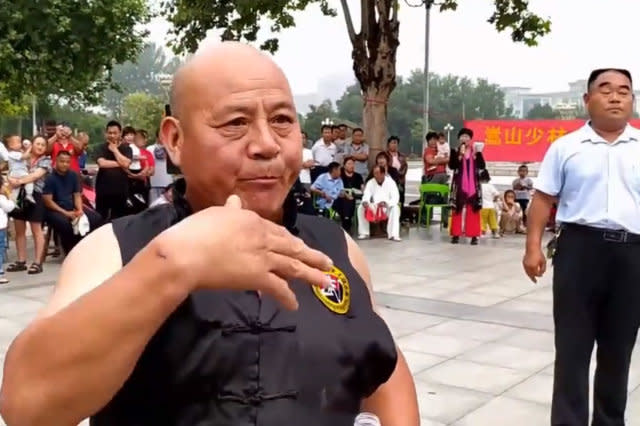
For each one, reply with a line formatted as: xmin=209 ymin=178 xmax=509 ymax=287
xmin=451 ymin=236 xmax=459 ymax=244
xmin=470 ymin=237 xmax=479 ymax=245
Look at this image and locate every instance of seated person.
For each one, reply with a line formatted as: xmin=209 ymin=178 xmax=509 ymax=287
xmin=366 ymin=152 xmax=401 ymax=184
xmin=42 ymin=151 xmax=103 ymax=254
xmin=499 ymin=189 xmax=525 ymax=236
xmin=310 ymin=161 xmax=343 ymax=214
xmin=333 ymin=156 xmax=364 ymax=232
xmin=357 ymin=165 xmax=401 ymax=242
xmin=290 ymin=177 xmax=315 ymax=216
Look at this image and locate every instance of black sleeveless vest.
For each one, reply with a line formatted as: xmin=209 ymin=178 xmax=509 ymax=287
xmin=91 ymin=185 xmax=397 ymax=426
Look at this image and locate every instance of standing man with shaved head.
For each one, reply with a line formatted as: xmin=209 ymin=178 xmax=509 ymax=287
xmin=0 ymin=42 xmax=418 ymax=426
xmin=524 ymin=68 xmax=640 ymax=425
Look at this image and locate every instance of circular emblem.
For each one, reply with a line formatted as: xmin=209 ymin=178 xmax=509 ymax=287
xmin=313 ymin=266 xmax=350 ymax=314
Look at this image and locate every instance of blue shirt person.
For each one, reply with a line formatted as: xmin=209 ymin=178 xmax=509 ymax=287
xmin=310 ymin=162 xmax=343 ymax=210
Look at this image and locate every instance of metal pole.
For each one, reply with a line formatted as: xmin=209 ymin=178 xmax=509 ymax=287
xmin=31 ymin=96 xmax=37 ymax=135
xmin=423 ymin=1 xmax=431 ymax=140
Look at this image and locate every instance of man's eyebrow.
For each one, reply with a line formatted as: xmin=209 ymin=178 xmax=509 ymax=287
xmin=215 ymin=103 xmax=255 ymax=115
xmin=598 ymin=81 xmax=632 ymax=90
xmin=266 ymin=99 xmax=296 ymax=111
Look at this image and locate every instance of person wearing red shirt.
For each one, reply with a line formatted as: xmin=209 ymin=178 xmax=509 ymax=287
xmin=421 ymin=131 xmax=449 ymax=184
xmin=48 ymin=124 xmax=83 ymax=173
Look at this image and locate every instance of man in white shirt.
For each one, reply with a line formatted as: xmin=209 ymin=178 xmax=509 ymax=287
xmin=310 ymin=125 xmax=336 ymax=182
xmin=524 ymin=68 xmax=640 ymax=426
xmin=357 ymin=165 xmax=401 ymax=241
xmin=299 ymin=131 xmax=314 ymax=189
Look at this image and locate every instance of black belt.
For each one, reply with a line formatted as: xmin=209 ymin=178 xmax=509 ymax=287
xmin=562 ymin=223 xmax=640 ymax=244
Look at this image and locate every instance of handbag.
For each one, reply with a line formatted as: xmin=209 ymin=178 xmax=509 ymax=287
xmin=364 ymin=204 xmax=388 ymax=223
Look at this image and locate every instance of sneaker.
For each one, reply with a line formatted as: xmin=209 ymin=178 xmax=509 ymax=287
xmin=0 ymin=276 xmax=9 ymax=284
xmin=491 ymin=231 xmax=500 ymax=239
xmin=389 ymin=236 xmax=402 ymax=242
xmin=470 ymin=237 xmax=479 ymax=245
xmin=451 ymin=236 xmax=460 ymax=244
xmin=357 ymin=234 xmax=369 ymax=240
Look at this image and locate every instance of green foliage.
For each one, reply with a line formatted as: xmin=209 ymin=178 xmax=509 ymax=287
xmin=436 ymin=0 xmax=551 ymax=46
xmin=0 ymin=0 xmax=151 ymax=103
xmin=162 ymin=0 xmax=550 ymax=55
xmin=103 ymin=43 xmax=181 ymax=116
xmin=526 ymin=103 xmax=560 ymax=119
xmin=121 ymin=93 xmax=165 ymax=133
xmin=161 ymin=0 xmax=336 ymax=54
xmin=0 ymin=86 xmax=29 ymax=117
xmin=332 ymin=71 xmax=511 ymax=154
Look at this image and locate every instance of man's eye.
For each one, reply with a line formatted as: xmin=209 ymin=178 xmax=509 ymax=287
xmin=272 ymin=115 xmax=293 ymax=125
xmin=227 ymin=118 xmax=248 ymax=127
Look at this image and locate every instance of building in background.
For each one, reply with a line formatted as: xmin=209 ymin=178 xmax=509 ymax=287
xmin=502 ymin=80 xmax=640 ymax=119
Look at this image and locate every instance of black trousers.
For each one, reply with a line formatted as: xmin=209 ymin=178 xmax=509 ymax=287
xmin=333 ymin=197 xmax=356 ymax=232
xmin=552 ymin=224 xmax=640 ymax=426
xmin=45 ymin=208 xmax=103 ymax=254
xmin=95 ymin=192 xmax=128 ymax=222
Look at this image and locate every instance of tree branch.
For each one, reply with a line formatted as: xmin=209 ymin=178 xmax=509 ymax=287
xmin=361 ymin=0 xmax=370 ymax=39
xmin=391 ymin=0 xmax=399 ymax=22
xmin=339 ymin=0 xmax=357 ymax=43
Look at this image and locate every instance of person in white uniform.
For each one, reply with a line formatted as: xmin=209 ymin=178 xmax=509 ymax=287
xmin=357 ymin=165 xmax=401 ymax=241
xmin=523 ymin=68 xmax=640 ymax=426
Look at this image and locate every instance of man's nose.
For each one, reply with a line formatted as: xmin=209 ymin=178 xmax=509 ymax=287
xmin=247 ymin=121 xmax=280 ymax=159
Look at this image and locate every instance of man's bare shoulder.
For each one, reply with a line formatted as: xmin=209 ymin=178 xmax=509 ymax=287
xmin=37 ymin=224 xmax=123 ymax=319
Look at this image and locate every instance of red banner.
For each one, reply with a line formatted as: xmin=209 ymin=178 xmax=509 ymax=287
xmin=463 ymin=119 xmax=640 ymax=162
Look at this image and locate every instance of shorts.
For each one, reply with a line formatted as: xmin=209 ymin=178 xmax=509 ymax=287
xmin=10 ymin=191 xmax=45 ymax=224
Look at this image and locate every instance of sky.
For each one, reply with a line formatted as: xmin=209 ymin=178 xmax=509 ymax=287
xmin=147 ymin=0 xmax=640 ymax=97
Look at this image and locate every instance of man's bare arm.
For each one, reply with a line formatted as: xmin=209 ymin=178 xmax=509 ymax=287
xmin=112 ymin=148 xmax=132 ymax=169
xmin=345 ymin=233 xmax=420 ymax=426
xmin=525 ymin=191 xmax=556 ymax=251
xmin=0 ymin=226 xmax=189 ymax=426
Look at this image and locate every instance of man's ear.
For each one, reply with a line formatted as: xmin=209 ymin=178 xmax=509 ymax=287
xmin=160 ymin=117 xmax=182 ymax=167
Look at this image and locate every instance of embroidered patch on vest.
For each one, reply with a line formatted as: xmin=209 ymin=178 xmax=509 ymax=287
xmin=313 ymin=266 xmax=351 ymax=314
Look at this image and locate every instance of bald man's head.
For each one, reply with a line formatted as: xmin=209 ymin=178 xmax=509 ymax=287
xmin=160 ymin=41 xmax=302 ymax=221
xmin=170 ymin=42 xmax=292 ymax=119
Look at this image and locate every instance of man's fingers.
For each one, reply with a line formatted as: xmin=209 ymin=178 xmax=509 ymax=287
xmin=268 ymin=252 xmax=331 ymax=289
xmin=539 ymin=260 xmax=547 ymax=276
xmin=261 ymin=273 xmax=299 ymax=310
xmin=225 ymin=194 xmax=242 ymax=209
xmin=265 ymin=230 xmax=333 ymax=271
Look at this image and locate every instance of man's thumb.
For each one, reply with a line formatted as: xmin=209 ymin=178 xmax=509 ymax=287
xmin=224 ymin=194 xmax=242 ymax=209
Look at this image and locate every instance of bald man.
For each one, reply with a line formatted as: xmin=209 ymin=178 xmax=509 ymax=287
xmin=0 ymin=43 xmax=419 ymax=426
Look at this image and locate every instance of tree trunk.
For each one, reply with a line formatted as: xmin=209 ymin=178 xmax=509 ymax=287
xmin=341 ymin=0 xmax=400 ymax=167
xmin=362 ymin=87 xmax=389 ymax=163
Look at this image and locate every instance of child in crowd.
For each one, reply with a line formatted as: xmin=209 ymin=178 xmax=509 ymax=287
xmin=427 ymin=134 xmax=450 ymax=172
xmin=512 ymin=164 xmax=533 ymax=224
xmin=479 ymin=170 xmax=500 ymax=238
xmin=499 ymin=189 xmax=526 ymax=236
xmin=4 ymin=135 xmax=35 ymax=204
xmin=0 ymin=176 xmax=16 ymax=284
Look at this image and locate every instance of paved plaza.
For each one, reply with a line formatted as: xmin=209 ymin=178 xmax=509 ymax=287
xmin=1 ymin=228 xmax=640 ymax=425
